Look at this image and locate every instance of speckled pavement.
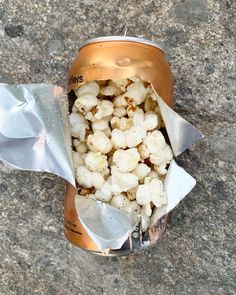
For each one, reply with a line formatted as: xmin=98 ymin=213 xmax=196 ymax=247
xmin=0 ymin=1 xmax=236 ymax=294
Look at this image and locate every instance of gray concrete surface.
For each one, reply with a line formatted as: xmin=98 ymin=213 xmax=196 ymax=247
xmin=0 ymin=0 xmax=236 ymax=294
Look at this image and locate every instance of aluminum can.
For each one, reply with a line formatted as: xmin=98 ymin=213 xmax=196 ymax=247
xmin=65 ymin=36 xmax=173 ymax=255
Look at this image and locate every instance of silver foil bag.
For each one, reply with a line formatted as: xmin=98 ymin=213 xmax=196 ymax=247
xmin=0 ymin=83 xmax=203 ymax=251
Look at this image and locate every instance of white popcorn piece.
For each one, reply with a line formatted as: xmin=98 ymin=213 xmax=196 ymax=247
xmin=137 ymin=143 xmax=150 ymax=160
xmin=136 ymin=184 xmax=151 ymax=205
xmin=128 ymin=76 xmax=141 ymax=83
xmin=132 ymin=109 xmax=145 ymax=125
xmin=154 ymin=163 xmax=168 ymax=176
xmin=103 ymin=127 xmax=112 ymax=138
xmin=149 ymin=178 xmax=164 ymax=208
xmin=99 ymin=85 xmax=122 ymax=96
xmin=106 ymin=176 xmax=123 ymax=195
xmin=95 ymin=181 xmax=113 ymax=202
xmin=108 ymin=79 xmax=130 ymax=92
xmin=69 ymin=113 xmax=89 ymax=141
xmin=110 ymin=194 xmax=131 ymax=210
xmin=127 ymin=105 xmax=139 ymax=118
xmin=76 ymin=166 xmax=93 ymax=188
xmin=87 ymin=130 xmax=113 ymax=154
xmin=75 ymin=81 xmax=100 ymax=97
xmin=72 ymin=151 xmax=84 ymax=170
xmin=84 ymin=111 xmax=97 ymax=122
xmin=141 ymin=212 xmax=150 ymax=232
xmin=124 ymin=82 xmax=148 ymax=105
xmin=74 ymin=94 xmax=98 ymax=114
xmin=92 ymin=172 xmax=105 ymax=189
xmin=149 ymin=144 xmax=173 ymax=166
xmin=125 ymin=124 xmax=146 ymax=148
xmin=113 ymin=95 xmax=128 ymax=107
xmin=113 ymin=107 xmax=127 ymax=118
xmin=144 ymin=111 xmax=158 ymax=131
xmin=111 ymin=166 xmax=139 ymax=192
xmin=113 ymin=148 xmax=140 ymax=173
xmin=73 ymin=140 xmax=88 ymax=154
xmin=141 ymin=203 xmax=152 ymax=217
xmin=111 ymin=129 xmax=127 ymax=149
xmin=110 ymin=117 xmax=133 ymax=131
xmin=126 ymin=188 xmax=137 ymax=201
xmin=133 ymin=163 xmax=151 ymax=180
xmin=148 ymin=170 xmax=159 ymax=179
xmin=92 ymin=118 xmax=110 ymax=131
xmin=84 ymin=151 xmax=108 ymax=173
xmin=143 ymin=130 xmax=166 ymax=154
xmin=124 ymin=200 xmax=141 ymax=216
xmin=144 ymin=176 xmax=152 ymax=184
xmin=94 ymin=100 xmax=114 ymax=120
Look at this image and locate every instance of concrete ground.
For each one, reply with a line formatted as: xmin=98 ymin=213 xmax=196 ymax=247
xmin=0 ymin=0 xmax=235 ymax=294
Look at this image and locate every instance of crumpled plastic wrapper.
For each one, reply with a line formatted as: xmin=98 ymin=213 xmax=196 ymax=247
xmin=0 ymin=83 xmax=203 ymax=251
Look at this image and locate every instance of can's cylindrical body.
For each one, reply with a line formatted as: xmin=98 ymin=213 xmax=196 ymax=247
xmin=65 ymin=37 xmax=173 ymax=255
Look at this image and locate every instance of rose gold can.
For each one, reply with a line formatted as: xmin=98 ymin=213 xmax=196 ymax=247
xmin=65 ymin=37 xmax=173 ymax=256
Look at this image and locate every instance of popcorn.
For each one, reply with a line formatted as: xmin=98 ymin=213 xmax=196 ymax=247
xmin=113 ymin=107 xmax=127 ymax=118
xmin=71 ymin=77 xmax=175 ymax=235
xmin=99 ymin=85 xmax=122 ymax=96
xmin=143 ymin=130 xmax=166 ymax=154
xmin=73 ymin=140 xmax=88 ymax=154
xmin=84 ymin=151 xmax=108 ymax=173
xmin=113 ymin=95 xmax=128 ymax=107
xmin=132 ymin=109 xmax=145 ymax=125
xmin=69 ymin=113 xmax=89 ymax=141
xmin=149 ymin=144 xmax=173 ymax=166
xmin=92 ymin=117 xmax=110 ymax=131
xmin=141 ymin=203 xmax=152 ymax=217
xmin=137 ymin=143 xmax=150 ymax=160
xmin=144 ymin=111 xmax=158 ymax=131
xmin=149 ymin=178 xmax=164 ymax=208
xmin=75 ymin=81 xmax=100 ymax=97
xmin=113 ymin=148 xmax=140 ymax=173
xmin=95 ymin=181 xmax=113 ymax=202
xmin=124 ymin=200 xmax=141 ymax=215
xmin=108 ymin=79 xmax=130 ymax=92
xmin=127 ymin=188 xmax=137 ymax=201
xmin=76 ymin=165 xmax=104 ymax=189
xmin=133 ymin=163 xmax=151 ymax=180
xmin=103 ymin=127 xmax=112 ymax=138
xmin=74 ymin=94 xmax=98 ymax=114
xmin=111 ymin=129 xmax=127 ymax=149
xmin=110 ymin=194 xmax=131 ymax=210
xmin=111 ymin=166 xmax=139 ymax=192
xmin=124 ymin=81 xmax=148 ymax=105
xmin=136 ymin=184 xmax=151 ymax=205
xmin=154 ymin=163 xmax=168 ymax=176
xmin=92 ymin=172 xmax=105 ymax=189
xmin=76 ymin=166 xmax=93 ymax=188
xmin=125 ymin=124 xmax=146 ymax=148
xmin=72 ymin=151 xmax=84 ymax=170
xmin=127 ymin=105 xmax=139 ymax=118
xmin=87 ymin=130 xmax=113 ymax=154
xmin=141 ymin=213 xmax=150 ymax=232
xmin=110 ymin=117 xmax=133 ymax=131
xmin=94 ymin=100 xmax=114 ymax=120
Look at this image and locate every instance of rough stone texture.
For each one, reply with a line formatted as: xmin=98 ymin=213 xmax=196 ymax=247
xmin=0 ymin=0 xmax=235 ymax=294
